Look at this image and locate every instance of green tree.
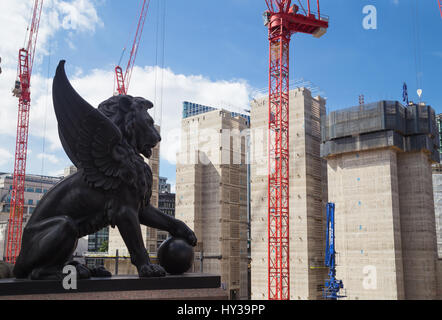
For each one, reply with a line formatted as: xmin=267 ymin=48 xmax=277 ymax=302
xmin=98 ymin=240 xmax=108 ymax=253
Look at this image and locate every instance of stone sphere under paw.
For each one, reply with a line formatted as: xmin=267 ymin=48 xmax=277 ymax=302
xmin=158 ymin=237 xmax=194 ymax=275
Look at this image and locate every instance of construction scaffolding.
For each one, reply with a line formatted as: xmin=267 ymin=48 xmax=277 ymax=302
xmin=321 ymin=101 xmax=440 ymax=162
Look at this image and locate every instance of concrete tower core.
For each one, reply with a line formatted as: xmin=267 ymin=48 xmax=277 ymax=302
xmin=176 ymin=105 xmax=250 ymax=300
xmin=250 ymin=88 xmax=328 ymax=300
xmin=322 ymin=101 xmax=441 ymax=300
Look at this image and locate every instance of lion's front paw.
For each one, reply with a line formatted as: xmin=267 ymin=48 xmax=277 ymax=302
xmin=172 ymin=220 xmax=197 ymax=247
xmin=138 ymin=264 xmax=166 ymax=278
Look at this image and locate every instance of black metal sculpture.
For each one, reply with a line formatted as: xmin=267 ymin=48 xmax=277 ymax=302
xmin=13 ymin=60 xmax=197 ymax=280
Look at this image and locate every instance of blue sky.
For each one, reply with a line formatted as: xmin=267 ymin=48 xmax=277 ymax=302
xmin=0 ymin=0 xmax=441 ymax=190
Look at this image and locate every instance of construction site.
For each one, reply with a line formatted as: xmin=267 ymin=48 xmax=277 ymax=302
xmin=0 ymin=0 xmax=441 ymax=301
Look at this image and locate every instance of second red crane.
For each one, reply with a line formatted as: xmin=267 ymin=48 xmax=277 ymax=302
xmin=115 ymin=0 xmax=151 ymax=95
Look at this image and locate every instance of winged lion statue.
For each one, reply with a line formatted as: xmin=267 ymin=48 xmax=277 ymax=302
xmin=13 ymin=61 xmax=197 ymax=280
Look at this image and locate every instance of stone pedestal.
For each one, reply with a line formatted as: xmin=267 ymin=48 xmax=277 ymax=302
xmin=0 ymin=273 xmax=227 ymax=300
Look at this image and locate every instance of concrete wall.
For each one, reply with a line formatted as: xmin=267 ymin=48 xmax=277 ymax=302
xmin=438 ymin=259 xmax=442 ymax=299
xmin=250 ymin=88 xmax=327 ymax=300
xmin=176 ymin=109 xmax=249 ymax=300
xmin=322 ymin=101 xmax=440 ymax=300
xmin=432 ymin=173 xmax=442 ymax=259
xmin=398 ymin=152 xmax=438 ymax=299
xmin=327 ymin=149 xmax=405 ymax=300
xmin=326 ymin=149 xmax=439 ymax=300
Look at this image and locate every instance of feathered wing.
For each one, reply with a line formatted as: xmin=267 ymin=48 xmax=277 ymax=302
xmin=52 ymin=60 xmax=124 ymax=191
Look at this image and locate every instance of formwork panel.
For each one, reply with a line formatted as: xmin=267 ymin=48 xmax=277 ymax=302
xmin=328 ymin=149 xmax=405 ymax=300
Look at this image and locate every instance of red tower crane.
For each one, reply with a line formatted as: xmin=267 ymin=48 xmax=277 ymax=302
xmin=264 ymin=0 xmax=328 ymax=300
xmin=115 ymin=0 xmax=151 ymax=95
xmin=6 ymin=0 xmax=44 ymax=263
xmin=438 ymin=0 xmax=442 ymax=18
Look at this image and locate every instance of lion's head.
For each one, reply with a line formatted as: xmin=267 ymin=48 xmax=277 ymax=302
xmin=97 ymin=95 xmax=161 ymax=158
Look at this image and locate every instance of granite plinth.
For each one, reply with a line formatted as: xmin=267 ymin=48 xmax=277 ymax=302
xmin=0 ymin=273 xmax=227 ymax=300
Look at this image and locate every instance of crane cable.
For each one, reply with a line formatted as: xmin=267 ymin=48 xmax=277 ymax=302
xmin=40 ymin=3 xmax=54 ymax=184
xmin=153 ymin=0 xmax=166 ymax=128
xmin=153 ymin=0 xmax=160 ymax=121
xmin=114 ymin=2 xmax=142 ymax=94
xmin=16 ymin=3 xmax=35 ymax=80
xmin=159 ymin=0 xmax=166 ymax=127
xmin=40 ymin=42 xmax=51 ymax=182
xmin=412 ymin=0 xmax=423 ymax=101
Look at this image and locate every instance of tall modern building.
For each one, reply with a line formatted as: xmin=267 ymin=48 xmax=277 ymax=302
xmin=250 ymin=88 xmax=328 ymax=300
xmin=157 ymin=177 xmax=175 ymax=248
xmin=176 ymin=102 xmax=250 ymax=300
xmin=159 ymin=177 xmax=171 ymax=194
xmin=88 ymin=227 xmax=109 ymax=252
xmin=322 ymin=101 xmax=441 ymax=299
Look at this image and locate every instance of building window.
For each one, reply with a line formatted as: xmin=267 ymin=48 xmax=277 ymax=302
xmin=28 ymin=199 xmax=33 ymax=205
xmin=35 ymin=188 xmax=42 ymax=193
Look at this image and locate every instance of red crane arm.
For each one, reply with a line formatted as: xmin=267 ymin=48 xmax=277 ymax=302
xmin=115 ymin=0 xmax=151 ymax=95
xmin=27 ymin=0 xmax=44 ymax=77
xmin=439 ymin=0 xmax=442 ymax=18
xmin=6 ymin=0 xmax=44 ymax=264
xmin=266 ymin=0 xmax=292 ymax=13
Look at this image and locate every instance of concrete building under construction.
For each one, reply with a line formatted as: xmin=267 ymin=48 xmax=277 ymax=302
xmin=250 ymin=87 xmax=328 ymax=300
xmin=176 ymin=102 xmax=250 ymax=300
xmin=432 ymin=114 xmax=442 ymax=259
xmin=321 ymin=101 xmax=441 ymax=300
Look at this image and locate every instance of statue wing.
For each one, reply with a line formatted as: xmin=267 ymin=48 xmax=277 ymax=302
xmin=52 ymin=60 xmax=124 ymax=191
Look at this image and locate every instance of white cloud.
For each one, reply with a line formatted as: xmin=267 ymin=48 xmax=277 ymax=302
xmin=0 ymin=0 xmax=103 ymax=69
xmin=68 ymin=65 xmax=252 ymax=165
xmin=48 ymin=168 xmax=66 ymax=177
xmin=57 ymin=0 xmax=103 ymax=33
xmin=0 ymin=0 xmax=104 ymax=159
xmin=0 ymin=63 xmax=253 ymax=167
xmin=0 ymin=0 xmax=253 ymax=170
xmin=0 ymin=148 xmax=13 ymax=166
xmin=37 ymin=153 xmax=60 ymax=164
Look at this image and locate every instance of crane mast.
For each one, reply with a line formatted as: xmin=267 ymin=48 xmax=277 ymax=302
xmin=6 ymin=0 xmax=44 ymax=264
xmin=264 ymin=0 xmax=328 ymax=300
xmin=439 ymin=0 xmax=442 ymax=18
xmin=115 ymin=0 xmax=151 ymax=95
